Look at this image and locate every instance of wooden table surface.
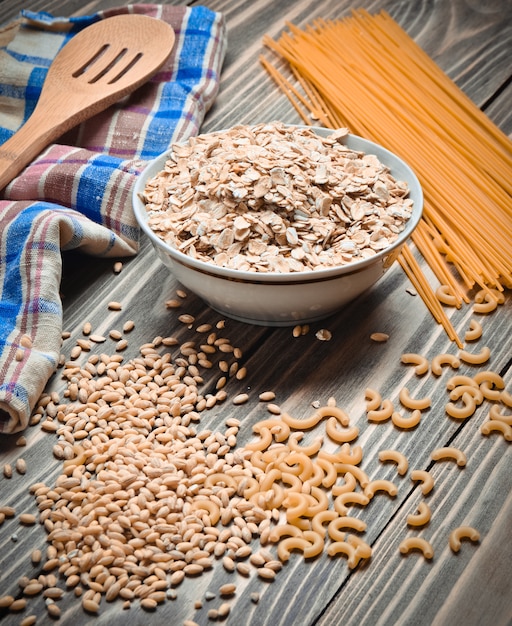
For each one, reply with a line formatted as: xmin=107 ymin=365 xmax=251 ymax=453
xmin=1 ymin=1 xmax=511 ymax=625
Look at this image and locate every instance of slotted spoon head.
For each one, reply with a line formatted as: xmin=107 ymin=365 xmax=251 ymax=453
xmin=0 ymin=14 xmax=175 ymax=190
xmin=39 ymin=14 xmax=175 ymax=110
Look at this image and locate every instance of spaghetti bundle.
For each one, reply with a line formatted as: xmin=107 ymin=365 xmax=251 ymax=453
xmin=261 ymin=10 xmax=512 ymax=345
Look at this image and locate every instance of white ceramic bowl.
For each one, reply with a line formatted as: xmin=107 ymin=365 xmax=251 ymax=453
xmin=132 ymin=126 xmax=423 ymax=326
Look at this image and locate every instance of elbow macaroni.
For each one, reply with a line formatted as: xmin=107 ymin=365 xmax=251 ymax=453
xmin=400 ymin=353 xmax=429 ymax=376
xmin=431 ymin=353 xmax=461 ymax=376
xmin=431 ymin=447 xmax=467 ymax=467
xmin=392 ymin=409 xmax=422 ymax=429
xmin=398 ymin=387 xmax=431 ymax=410
xmin=378 ymin=449 xmax=409 ymax=476
xmin=399 ymin=537 xmax=434 ymax=559
xmin=365 ymin=387 xmax=382 ymax=411
xmin=367 ymin=398 xmax=394 ymax=423
xmin=407 ymin=502 xmax=431 ymax=527
xmin=458 ymin=346 xmax=491 ymax=365
xmin=237 ymin=368 xmax=502 ymax=574
xmin=436 ymin=284 xmax=460 ymax=307
xmin=410 ymin=470 xmax=435 ymax=495
xmin=464 ymin=319 xmax=483 ymax=342
xmin=449 ymin=526 xmax=480 ymax=552
xmin=481 ymin=420 xmax=512 ymax=441
xmin=489 ymin=403 xmax=512 ymax=425
xmin=364 ymin=480 xmax=398 ymax=499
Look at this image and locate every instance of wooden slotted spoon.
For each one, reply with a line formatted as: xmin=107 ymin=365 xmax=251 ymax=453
xmin=0 ymin=14 xmax=176 ymax=190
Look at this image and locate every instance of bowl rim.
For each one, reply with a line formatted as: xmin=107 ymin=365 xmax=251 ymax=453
xmin=132 ymin=124 xmax=424 ymax=284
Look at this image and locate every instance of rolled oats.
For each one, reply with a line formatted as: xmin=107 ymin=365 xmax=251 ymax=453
xmin=142 ymin=123 xmax=413 ymax=272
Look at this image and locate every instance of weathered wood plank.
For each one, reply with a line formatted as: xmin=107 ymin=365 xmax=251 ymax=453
xmin=485 ymin=82 xmax=512 ymax=135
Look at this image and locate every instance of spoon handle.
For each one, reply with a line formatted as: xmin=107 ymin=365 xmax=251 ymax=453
xmin=0 ymin=109 xmax=65 ymax=191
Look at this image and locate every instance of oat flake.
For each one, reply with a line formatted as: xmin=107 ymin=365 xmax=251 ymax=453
xmin=143 ymin=123 xmax=413 ymax=273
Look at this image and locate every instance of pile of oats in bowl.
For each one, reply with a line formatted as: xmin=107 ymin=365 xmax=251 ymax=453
xmin=142 ymin=122 xmax=413 ymax=273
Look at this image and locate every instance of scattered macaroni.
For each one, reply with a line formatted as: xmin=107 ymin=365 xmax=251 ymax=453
xmin=367 ymin=398 xmax=394 ymax=422
xmin=328 ymin=516 xmax=367 ymax=540
xmin=445 ymin=392 xmax=477 ymax=420
xmin=347 ymin=534 xmax=372 ymax=559
xmin=334 ymin=492 xmax=370 ymax=516
xmin=317 ymin=405 xmax=351 ymax=426
xmin=311 ymin=510 xmax=338 ymax=538
xmin=204 ymin=472 xmax=238 ymax=489
xmin=249 ymin=451 xmax=267 ymax=471
xmin=306 ymin=463 xmax=324 ymax=488
xmin=458 ymin=346 xmax=491 ymax=365
xmin=334 ymin=464 xmax=370 ymax=489
xmin=449 ymin=385 xmax=484 ymax=405
xmin=328 ymin=539 xmax=370 ymax=568
xmin=283 ymin=492 xmax=310 ymax=521
xmin=399 ymin=537 xmax=434 ymax=560
xmin=474 ymin=371 xmax=505 ymax=393
xmin=277 ymin=531 xmax=324 ymax=561
xmin=481 ymin=420 xmax=512 ymax=441
xmin=237 ymin=475 xmax=259 ymax=498
xmin=244 ymin=426 xmax=273 ymax=451
xmin=446 ymin=375 xmax=479 ymax=391
xmin=473 ymin=295 xmax=498 ymax=314
xmin=268 ymin=524 xmax=302 ymax=542
xmin=406 ymin=502 xmax=431 ymax=527
xmin=464 ymin=319 xmax=483 ymax=342
xmin=240 ymin=376 xmax=501 ymax=574
xmin=327 ymin=540 xmax=358 ymax=568
xmin=449 ymin=526 xmax=480 ymax=552
xmin=365 ymin=387 xmax=382 ymax=411
xmin=281 ymin=406 xmax=350 ymax=430
xmin=308 ymin=486 xmax=329 ymax=515
xmin=391 ymin=409 xmax=422 ymax=429
xmin=399 ymin=387 xmax=432 ymax=410
xmin=299 ymin=530 xmax=324 ymax=559
xmin=410 ymin=470 xmax=435 ymax=495
xmin=378 ymin=449 xmax=409 ymax=476
xmin=331 ymin=472 xmax=357 ymax=497
xmin=489 ymin=404 xmax=512 ymax=425
xmin=279 ymin=452 xmax=314 ymax=481
xmin=431 ymin=353 xmax=461 ymax=376
xmin=400 ymin=353 xmax=430 ymax=376
xmin=436 ymin=284 xmax=460 ymax=307
xmin=314 ymin=457 xmax=338 ymax=488
xmin=474 ymin=370 xmax=505 ymax=402
xmin=280 ymin=411 xmax=319 ymax=431
xmin=259 ymin=467 xmax=283 ymax=492
xmin=253 ymin=418 xmax=290 ymax=441
xmin=501 ymin=391 xmax=512 ymax=408
xmin=431 ymin=447 xmax=467 ymax=467
xmin=477 ymin=288 xmax=505 ymax=304
xmin=190 ymin=500 xmax=221 ymax=525
xmin=288 ymin=432 xmax=323 ymax=456
xmin=334 ymin=444 xmax=363 ymax=465
xmin=473 ymin=289 xmax=503 ymax=314
xmin=325 ymin=417 xmax=359 ymax=443
xmin=318 ymin=445 xmax=362 ymax=465
xmin=251 ymin=482 xmax=285 ymax=509
xmin=280 ymin=471 xmax=303 ymax=492
xmin=479 ymin=380 xmax=503 ymax=402
xmin=364 ymin=479 xmax=398 ymax=499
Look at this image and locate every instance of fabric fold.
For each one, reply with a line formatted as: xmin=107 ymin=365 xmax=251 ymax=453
xmin=0 ymin=4 xmax=227 ymax=433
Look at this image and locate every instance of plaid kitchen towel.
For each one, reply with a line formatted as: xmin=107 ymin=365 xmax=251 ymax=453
xmin=0 ymin=4 xmax=227 ymax=433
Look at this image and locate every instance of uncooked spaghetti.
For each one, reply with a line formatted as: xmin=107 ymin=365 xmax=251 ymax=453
xmin=261 ymin=9 xmax=512 ymax=345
